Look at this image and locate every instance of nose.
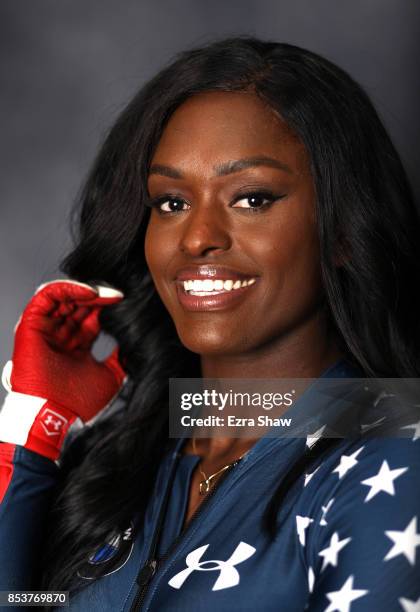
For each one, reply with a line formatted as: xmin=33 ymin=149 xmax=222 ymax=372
xmin=179 ymin=203 xmax=232 ymax=258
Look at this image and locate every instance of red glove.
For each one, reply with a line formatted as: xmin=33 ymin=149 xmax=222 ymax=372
xmin=0 ymin=280 xmax=125 ymax=461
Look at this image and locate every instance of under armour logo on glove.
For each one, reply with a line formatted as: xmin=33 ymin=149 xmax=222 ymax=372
xmin=40 ymin=409 xmax=68 ymax=435
xmin=168 ymin=541 xmax=256 ymax=591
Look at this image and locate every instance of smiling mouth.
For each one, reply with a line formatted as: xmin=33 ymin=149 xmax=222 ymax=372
xmin=182 ymin=277 xmax=257 ymax=296
xmin=174 ymin=276 xmax=259 ymax=311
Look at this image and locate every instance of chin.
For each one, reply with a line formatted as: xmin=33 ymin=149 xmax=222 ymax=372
xmin=176 ymin=327 xmax=243 ymax=357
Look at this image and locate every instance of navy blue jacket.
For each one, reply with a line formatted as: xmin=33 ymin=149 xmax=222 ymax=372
xmin=1 ymin=359 xmax=420 ymax=611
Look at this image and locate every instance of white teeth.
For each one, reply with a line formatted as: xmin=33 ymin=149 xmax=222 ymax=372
xmin=202 ymin=279 xmax=213 ymax=292
xmin=182 ymin=277 xmax=257 ymax=294
xmin=189 ymin=291 xmax=225 ymax=296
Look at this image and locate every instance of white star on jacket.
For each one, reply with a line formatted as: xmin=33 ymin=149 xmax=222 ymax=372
xmin=384 ymin=516 xmax=420 ymax=565
xmin=308 ymin=566 xmax=315 ymax=594
xmin=306 ymin=425 xmax=327 ymax=449
xmin=373 ymin=390 xmax=395 ymax=406
xmin=304 ymin=465 xmax=321 ymax=487
xmin=324 ymin=575 xmax=368 ymax=612
xmin=320 ymin=498 xmax=335 ymax=526
xmin=294 ymin=435 xmax=420 ymax=610
xmin=401 ymin=420 xmax=420 ymax=442
xmin=296 ymin=515 xmax=313 ymax=546
xmin=359 ymin=416 xmax=386 ymax=433
xmin=332 ymin=446 xmax=365 ymax=479
xmin=399 ymin=595 xmax=420 ymax=611
xmin=319 ymin=532 xmax=352 ymax=571
xmin=360 ymin=460 xmax=408 ymax=502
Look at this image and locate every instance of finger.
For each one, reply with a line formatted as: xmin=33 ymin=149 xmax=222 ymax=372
xmin=18 ymin=309 xmax=63 ymax=336
xmin=67 ymin=305 xmax=117 ymax=352
xmin=63 ymin=308 xmax=101 ymax=349
xmin=39 ymin=305 xmax=94 ymax=347
xmin=57 ymin=302 xmax=76 ymax=317
xmin=25 ymin=281 xmax=123 ymax=319
xmin=71 ymin=306 xmax=92 ymax=323
xmin=27 ymin=304 xmax=90 ymax=340
xmin=95 ymin=285 xmax=124 ymax=299
xmin=13 ymin=302 xmax=59 ymax=334
xmin=35 ymin=279 xmax=98 ymax=298
xmin=56 ymin=311 xmax=100 ymax=351
xmin=49 ymin=284 xmax=124 ymax=309
xmin=77 ymin=308 xmax=101 ymax=339
xmin=51 ymin=302 xmax=74 ymax=321
xmin=54 ymin=316 xmax=81 ymax=345
xmin=26 ymin=281 xmax=98 ymax=318
xmin=82 ymin=285 xmax=124 ymax=307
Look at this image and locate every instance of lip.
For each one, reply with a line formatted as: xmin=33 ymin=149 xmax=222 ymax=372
xmin=175 ymin=265 xmax=257 ymax=282
xmin=175 ymin=277 xmax=259 ymax=312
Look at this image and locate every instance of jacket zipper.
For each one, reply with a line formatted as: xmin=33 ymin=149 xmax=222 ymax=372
xmin=129 ymin=456 xmax=242 ymax=612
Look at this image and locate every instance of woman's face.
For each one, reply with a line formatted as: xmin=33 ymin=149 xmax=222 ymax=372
xmin=145 ymin=91 xmax=324 ymax=356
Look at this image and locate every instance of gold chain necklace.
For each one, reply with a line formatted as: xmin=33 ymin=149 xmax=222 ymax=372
xmin=191 ymin=437 xmax=246 ymax=495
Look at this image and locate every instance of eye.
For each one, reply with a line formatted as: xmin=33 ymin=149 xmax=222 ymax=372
xmin=145 ymin=190 xmax=285 ymax=214
xmin=231 ymin=191 xmax=281 ymax=211
xmin=146 ymin=196 xmax=190 ymax=214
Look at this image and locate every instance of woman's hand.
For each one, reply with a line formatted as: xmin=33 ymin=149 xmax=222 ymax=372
xmin=0 ymin=280 xmax=126 ymax=460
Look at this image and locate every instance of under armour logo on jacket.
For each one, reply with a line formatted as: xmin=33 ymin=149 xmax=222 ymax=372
xmin=168 ymin=542 xmax=256 ymax=591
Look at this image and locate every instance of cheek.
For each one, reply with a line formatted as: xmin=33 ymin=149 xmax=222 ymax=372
xmin=145 ymin=221 xmax=169 ymax=279
xmin=144 ymin=222 xmax=154 ymax=268
xmin=144 ymin=220 xmax=181 ymax=317
xmin=144 ymin=222 xmax=170 ymax=298
xmin=250 ymin=218 xmax=322 ymax=312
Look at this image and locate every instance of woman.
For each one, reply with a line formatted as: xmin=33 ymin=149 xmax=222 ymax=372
xmin=0 ymin=36 xmax=419 ymax=611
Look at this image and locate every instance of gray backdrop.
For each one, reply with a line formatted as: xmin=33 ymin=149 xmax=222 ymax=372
xmin=1 ymin=0 xmax=419 ymax=399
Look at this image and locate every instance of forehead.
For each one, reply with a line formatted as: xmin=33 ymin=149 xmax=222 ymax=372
xmin=150 ymin=91 xmax=307 ymax=174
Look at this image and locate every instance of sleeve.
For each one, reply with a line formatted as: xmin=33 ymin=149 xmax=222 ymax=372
xmin=0 ymin=441 xmax=60 ymax=590
xmin=305 ymin=437 xmax=420 ymax=611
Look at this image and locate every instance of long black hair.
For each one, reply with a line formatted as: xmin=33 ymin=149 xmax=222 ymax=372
xmin=40 ymin=36 xmax=420 ymax=592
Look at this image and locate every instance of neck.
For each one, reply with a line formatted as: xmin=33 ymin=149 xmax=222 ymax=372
xmin=200 ymin=308 xmax=343 ymax=380
xmin=192 ymin=309 xmax=344 ymax=460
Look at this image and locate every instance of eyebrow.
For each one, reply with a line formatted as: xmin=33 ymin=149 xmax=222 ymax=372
xmin=148 ymin=155 xmax=293 ymax=179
